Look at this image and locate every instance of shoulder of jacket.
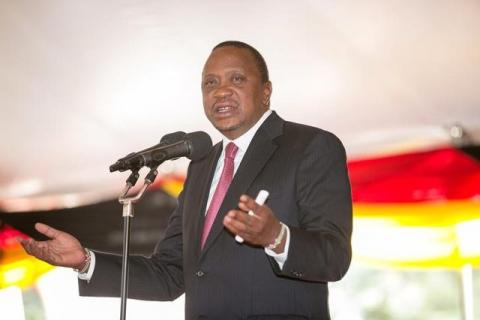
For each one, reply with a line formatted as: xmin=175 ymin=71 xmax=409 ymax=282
xmin=282 ymin=120 xmax=342 ymax=146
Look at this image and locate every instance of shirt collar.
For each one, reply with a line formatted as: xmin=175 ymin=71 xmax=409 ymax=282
xmin=222 ymin=109 xmax=273 ymax=152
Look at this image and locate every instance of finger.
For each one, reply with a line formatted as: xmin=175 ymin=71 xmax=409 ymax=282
xmin=238 ymin=201 xmax=255 ymax=214
xmin=226 ymin=209 xmax=258 ymax=227
xmin=224 ymin=210 xmax=249 ymax=228
xmin=16 ymin=236 xmax=28 ymax=245
xmin=238 ymin=201 xmax=272 ymax=221
xmin=238 ymin=195 xmax=260 ymax=213
xmin=20 ymin=238 xmax=39 ymax=256
xmin=35 ymin=223 xmax=61 ymax=239
xmin=225 ymin=209 xmax=264 ymax=236
xmin=18 ymin=238 xmax=31 ymax=252
xmin=224 ymin=213 xmax=252 ymax=238
xmin=22 ymin=239 xmax=52 ymax=261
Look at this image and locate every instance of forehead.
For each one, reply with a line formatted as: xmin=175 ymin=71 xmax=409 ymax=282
xmin=202 ymin=46 xmax=259 ymax=76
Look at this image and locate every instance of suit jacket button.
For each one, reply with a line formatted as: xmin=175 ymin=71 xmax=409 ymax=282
xmin=292 ymin=271 xmax=303 ymax=278
xmin=195 ymin=270 xmax=205 ymax=277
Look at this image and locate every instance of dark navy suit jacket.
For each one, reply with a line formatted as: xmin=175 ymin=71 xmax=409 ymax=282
xmin=79 ymin=112 xmax=353 ymax=320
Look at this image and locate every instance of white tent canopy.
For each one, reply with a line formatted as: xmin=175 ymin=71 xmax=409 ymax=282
xmin=1 ymin=0 xmax=479 ymax=211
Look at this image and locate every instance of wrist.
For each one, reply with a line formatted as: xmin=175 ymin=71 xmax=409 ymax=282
xmin=266 ymin=222 xmax=287 ymax=252
xmin=73 ymin=248 xmax=91 ymax=273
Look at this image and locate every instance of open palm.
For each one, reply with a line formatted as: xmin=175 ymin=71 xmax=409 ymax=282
xmin=19 ymin=222 xmax=86 ymax=269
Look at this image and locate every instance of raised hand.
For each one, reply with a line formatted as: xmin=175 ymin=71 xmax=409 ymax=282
xmin=223 ymin=194 xmax=286 ymax=253
xmin=19 ymin=222 xmax=87 ymax=269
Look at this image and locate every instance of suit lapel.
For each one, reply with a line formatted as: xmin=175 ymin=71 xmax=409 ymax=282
xmin=200 ymin=112 xmax=284 ymax=257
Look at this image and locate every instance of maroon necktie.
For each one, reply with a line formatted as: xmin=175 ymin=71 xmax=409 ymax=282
xmin=201 ymin=142 xmax=239 ymax=248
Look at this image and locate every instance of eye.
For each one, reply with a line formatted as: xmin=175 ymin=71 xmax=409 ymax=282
xmin=232 ymin=74 xmax=245 ymax=84
xmin=203 ymin=77 xmax=218 ymax=88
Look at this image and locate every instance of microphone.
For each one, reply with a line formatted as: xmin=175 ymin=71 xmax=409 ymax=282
xmin=109 ymin=131 xmax=212 ymax=172
xmin=109 ymin=131 xmax=186 ymax=172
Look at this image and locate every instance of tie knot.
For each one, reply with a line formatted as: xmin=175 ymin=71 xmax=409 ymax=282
xmin=225 ymin=142 xmax=238 ymax=160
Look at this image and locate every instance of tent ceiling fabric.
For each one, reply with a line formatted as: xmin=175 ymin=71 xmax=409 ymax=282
xmin=1 ymin=0 xmax=479 ymax=208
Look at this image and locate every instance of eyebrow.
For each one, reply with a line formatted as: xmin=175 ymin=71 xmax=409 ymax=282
xmin=202 ymin=69 xmax=246 ymax=78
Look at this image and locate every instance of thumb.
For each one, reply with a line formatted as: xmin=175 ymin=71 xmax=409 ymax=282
xmin=35 ymin=222 xmax=61 ymax=239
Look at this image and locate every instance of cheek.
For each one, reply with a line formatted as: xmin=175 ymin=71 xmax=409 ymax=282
xmin=244 ymin=89 xmax=262 ymax=109
xmin=202 ymin=94 xmax=212 ymax=110
xmin=245 ymin=84 xmax=258 ymax=98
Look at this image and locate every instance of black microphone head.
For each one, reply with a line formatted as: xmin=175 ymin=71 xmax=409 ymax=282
xmin=109 ymin=152 xmax=136 ymax=172
xmin=160 ymin=131 xmax=186 ymax=144
xmin=109 ymin=161 xmax=122 ymax=172
xmin=137 ymin=132 xmax=187 ymax=157
xmin=185 ymin=131 xmax=212 ymax=161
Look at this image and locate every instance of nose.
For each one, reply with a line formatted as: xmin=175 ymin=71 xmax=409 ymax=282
xmin=213 ymin=85 xmax=233 ymax=99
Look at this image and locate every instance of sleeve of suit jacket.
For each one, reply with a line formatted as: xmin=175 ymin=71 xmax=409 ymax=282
xmin=78 ymin=186 xmax=187 ymax=301
xmin=269 ymin=129 xmax=352 ymax=282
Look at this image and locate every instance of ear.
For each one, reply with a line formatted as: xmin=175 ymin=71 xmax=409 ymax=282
xmin=262 ymin=81 xmax=273 ymax=107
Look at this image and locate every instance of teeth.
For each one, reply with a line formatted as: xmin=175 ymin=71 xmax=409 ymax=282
xmin=217 ymin=106 xmax=233 ymax=113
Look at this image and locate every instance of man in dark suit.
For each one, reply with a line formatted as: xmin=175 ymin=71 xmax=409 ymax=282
xmin=21 ymin=41 xmax=352 ymax=319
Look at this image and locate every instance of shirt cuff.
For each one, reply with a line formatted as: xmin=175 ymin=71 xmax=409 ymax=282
xmin=264 ymin=224 xmax=290 ymax=270
xmin=77 ymin=249 xmax=95 ymax=282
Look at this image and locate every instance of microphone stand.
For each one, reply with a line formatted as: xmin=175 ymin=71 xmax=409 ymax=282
xmin=117 ymin=166 xmax=159 ymax=320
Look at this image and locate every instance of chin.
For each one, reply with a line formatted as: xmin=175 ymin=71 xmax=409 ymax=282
xmin=213 ymin=118 xmax=239 ymax=130
xmin=215 ymin=123 xmax=243 ymax=137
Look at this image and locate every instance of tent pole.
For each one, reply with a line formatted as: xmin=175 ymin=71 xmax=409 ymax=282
xmin=460 ymin=263 xmax=474 ymax=320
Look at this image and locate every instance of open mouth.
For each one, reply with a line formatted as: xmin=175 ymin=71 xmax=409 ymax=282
xmin=213 ymin=102 xmax=238 ymax=117
xmin=216 ymin=105 xmax=236 ymax=113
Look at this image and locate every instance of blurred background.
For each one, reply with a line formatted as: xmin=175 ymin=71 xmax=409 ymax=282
xmin=1 ymin=0 xmax=479 ymax=319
